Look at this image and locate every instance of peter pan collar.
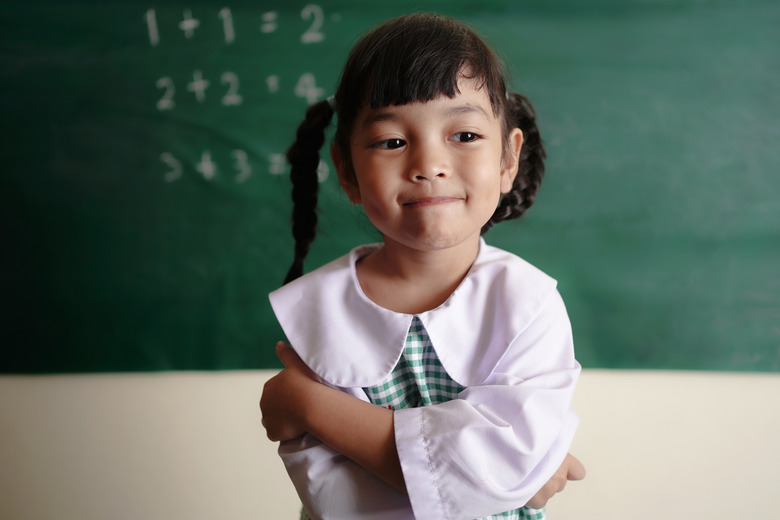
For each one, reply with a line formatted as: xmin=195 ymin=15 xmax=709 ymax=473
xmin=269 ymin=239 xmax=557 ymax=388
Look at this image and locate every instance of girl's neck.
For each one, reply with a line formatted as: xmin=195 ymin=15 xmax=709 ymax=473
xmin=355 ymin=237 xmax=481 ymax=315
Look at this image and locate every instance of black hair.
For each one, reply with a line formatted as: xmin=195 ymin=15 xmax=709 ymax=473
xmin=282 ymin=13 xmax=546 ymax=284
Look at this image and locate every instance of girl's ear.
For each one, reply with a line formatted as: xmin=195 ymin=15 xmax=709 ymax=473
xmin=331 ymin=144 xmax=361 ymax=204
xmin=500 ymin=128 xmax=523 ymax=194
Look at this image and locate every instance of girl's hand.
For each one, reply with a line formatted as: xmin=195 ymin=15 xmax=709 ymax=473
xmin=259 ymin=341 xmax=321 ymax=442
xmin=525 ymin=453 xmax=586 ymax=509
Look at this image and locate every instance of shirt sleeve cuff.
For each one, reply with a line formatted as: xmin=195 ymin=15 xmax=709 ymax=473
xmin=394 ymin=406 xmax=448 ymax=519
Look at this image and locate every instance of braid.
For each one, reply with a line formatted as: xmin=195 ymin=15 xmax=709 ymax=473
xmin=482 ymin=92 xmax=547 ymax=234
xmin=283 ymin=99 xmax=334 ymax=284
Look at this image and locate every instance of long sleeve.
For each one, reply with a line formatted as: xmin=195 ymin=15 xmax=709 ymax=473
xmin=394 ymin=290 xmax=580 ymax=519
xmin=278 ymin=433 xmax=411 ymax=520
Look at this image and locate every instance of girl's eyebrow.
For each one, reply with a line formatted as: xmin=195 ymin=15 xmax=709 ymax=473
xmin=359 ymin=110 xmax=399 ymax=131
xmin=444 ymin=104 xmax=491 ymax=120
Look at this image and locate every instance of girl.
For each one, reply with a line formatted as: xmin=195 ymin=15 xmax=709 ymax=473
xmin=261 ymin=13 xmax=583 ymax=520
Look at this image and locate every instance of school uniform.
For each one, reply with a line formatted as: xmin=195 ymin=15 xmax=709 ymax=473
xmin=269 ymin=239 xmax=580 ymax=520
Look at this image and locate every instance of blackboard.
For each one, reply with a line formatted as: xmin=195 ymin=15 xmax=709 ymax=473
xmin=2 ymin=0 xmax=778 ymax=373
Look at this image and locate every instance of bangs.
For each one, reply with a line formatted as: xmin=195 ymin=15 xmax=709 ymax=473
xmin=338 ymin=14 xmax=506 ymax=117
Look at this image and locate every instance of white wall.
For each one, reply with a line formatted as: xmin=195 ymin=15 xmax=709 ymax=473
xmin=1 ymin=370 xmax=778 ymax=520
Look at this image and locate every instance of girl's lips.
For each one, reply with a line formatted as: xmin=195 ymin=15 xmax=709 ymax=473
xmin=402 ymin=197 xmax=462 ymax=207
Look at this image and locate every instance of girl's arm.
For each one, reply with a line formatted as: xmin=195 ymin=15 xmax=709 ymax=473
xmin=260 ymin=341 xmax=406 ymax=492
xmin=260 ymin=342 xmax=584 ymax=510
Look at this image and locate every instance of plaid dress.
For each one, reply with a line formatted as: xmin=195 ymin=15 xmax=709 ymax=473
xmin=363 ymin=316 xmax=546 ymax=520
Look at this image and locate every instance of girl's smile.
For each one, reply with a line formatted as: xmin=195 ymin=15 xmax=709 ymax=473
xmin=335 ymin=77 xmax=523 ymax=255
xmin=401 ymin=196 xmax=464 ymax=207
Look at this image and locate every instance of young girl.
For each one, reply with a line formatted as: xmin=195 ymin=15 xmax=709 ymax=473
xmin=260 ymin=13 xmax=583 ymax=520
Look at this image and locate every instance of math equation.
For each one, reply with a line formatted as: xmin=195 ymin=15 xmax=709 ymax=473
xmin=145 ymin=5 xmax=334 ymax=185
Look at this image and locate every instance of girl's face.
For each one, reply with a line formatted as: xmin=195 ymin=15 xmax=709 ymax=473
xmin=335 ymin=78 xmax=522 ymax=254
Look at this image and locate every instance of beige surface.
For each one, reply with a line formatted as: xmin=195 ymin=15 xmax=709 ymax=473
xmin=1 ymin=370 xmax=778 ymax=520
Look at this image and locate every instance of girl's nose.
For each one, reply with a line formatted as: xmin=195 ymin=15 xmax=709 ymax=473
xmin=408 ymin=142 xmax=449 ymax=182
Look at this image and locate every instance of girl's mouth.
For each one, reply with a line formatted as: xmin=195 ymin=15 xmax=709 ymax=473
xmin=402 ymin=197 xmax=462 ymax=207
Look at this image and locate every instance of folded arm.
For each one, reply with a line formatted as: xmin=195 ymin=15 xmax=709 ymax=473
xmin=260 ymin=340 xmax=583 ymax=519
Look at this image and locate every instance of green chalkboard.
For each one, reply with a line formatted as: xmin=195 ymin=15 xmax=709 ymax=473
xmin=2 ymin=0 xmax=778 ymax=373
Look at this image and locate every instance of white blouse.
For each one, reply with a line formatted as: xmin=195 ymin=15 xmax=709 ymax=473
xmin=269 ymin=239 xmax=581 ymax=520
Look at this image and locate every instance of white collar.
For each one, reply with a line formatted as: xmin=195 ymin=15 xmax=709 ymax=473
xmin=269 ymin=239 xmax=557 ymax=388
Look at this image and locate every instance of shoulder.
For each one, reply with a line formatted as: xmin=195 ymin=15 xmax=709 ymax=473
xmin=472 ymin=241 xmax=556 ymax=291
xmin=270 ymin=244 xmax=378 ymax=310
xmin=456 ymin=241 xmax=560 ymax=326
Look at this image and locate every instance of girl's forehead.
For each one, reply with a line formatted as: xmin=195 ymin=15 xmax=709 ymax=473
xmin=355 ymin=78 xmax=495 ymax=126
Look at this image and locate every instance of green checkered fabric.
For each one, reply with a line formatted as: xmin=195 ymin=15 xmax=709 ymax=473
xmin=364 ymin=317 xmax=466 ymax=408
xmin=362 ymin=316 xmax=546 ymax=520
xmin=518 ymin=507 xmax=547 ymax=520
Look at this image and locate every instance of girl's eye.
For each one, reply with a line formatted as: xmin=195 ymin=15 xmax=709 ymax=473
xmin=452 ymin=132 xmax=480 ymax=143
xmin=374 ymin=138 xmax=406 ymax=149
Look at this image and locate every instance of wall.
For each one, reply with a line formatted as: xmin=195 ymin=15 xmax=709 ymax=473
xmin=2 ymin=370 xmax=778 ymax=520
xmin=3 ymin=0 xmax=779 ymax=374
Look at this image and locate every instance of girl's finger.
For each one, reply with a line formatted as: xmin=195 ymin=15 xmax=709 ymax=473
xmin=566 ymin=454 xmax=587 ymax=481
xmin=275 ymin=341 xmax=297 ymax=367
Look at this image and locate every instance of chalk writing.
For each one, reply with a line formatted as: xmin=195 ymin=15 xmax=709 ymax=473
xmin=147 ymin=4 xmax=334 ymax=184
